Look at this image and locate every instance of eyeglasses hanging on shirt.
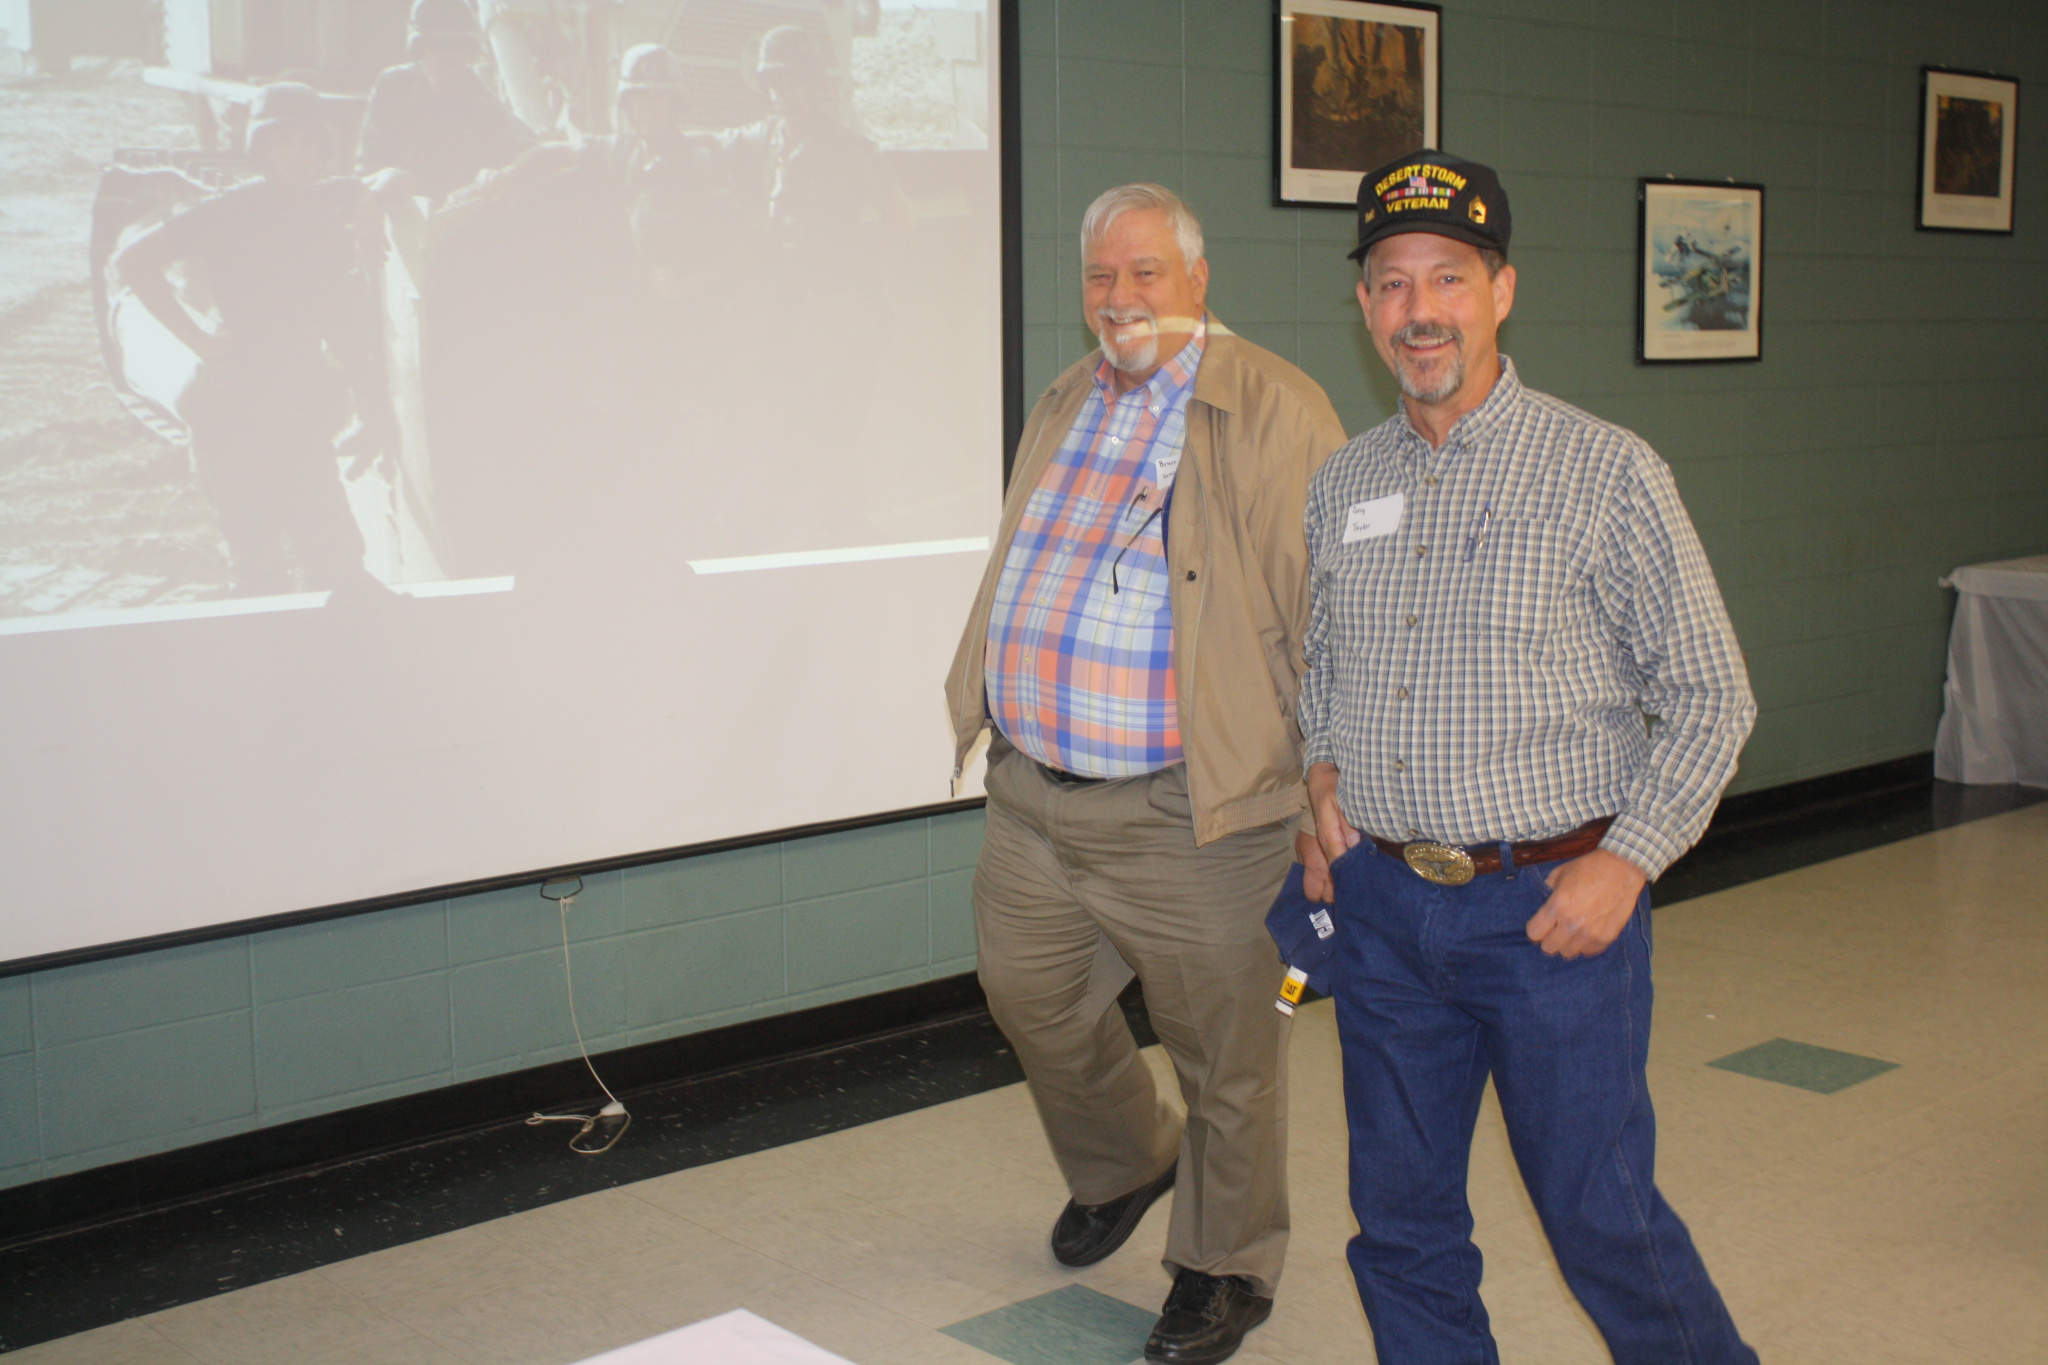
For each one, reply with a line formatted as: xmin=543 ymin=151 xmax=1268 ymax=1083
xmin=1110 ymin=475 xmax=1176 ymax=595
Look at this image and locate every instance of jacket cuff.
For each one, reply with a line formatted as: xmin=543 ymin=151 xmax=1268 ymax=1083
xmin=1598 ymin=815 xmax=1682 ymax=882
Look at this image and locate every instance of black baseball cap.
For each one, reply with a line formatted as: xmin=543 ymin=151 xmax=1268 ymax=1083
xmin=1348 ymin=150 xmax=1511 ymax=263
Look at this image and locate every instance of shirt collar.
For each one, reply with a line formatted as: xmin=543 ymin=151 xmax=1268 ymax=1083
xmin=1093 ymin=317 xmax=1208 ymax=407
xmin=1398 ymin=354 xmax=1522 ymax=450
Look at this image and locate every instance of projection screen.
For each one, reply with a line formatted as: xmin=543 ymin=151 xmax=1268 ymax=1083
xmin=0 ymin=0 xmax=1006 ymax=970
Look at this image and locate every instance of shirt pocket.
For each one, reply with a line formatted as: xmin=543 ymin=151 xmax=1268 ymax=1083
xmin=1457 ymin=518 xmax=1572 ymax=640
xmin=1091 ymin=550 xmax=1171 ymax=620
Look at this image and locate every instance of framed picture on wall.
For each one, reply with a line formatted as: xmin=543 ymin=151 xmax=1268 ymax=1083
xmin=1918 ymin=67 xmax=2018 ymax=233
xmin=1637 ymin=179 xmax=1764 ymax=364
xmin=1275 ymin=0 xmax=1441 ymax=207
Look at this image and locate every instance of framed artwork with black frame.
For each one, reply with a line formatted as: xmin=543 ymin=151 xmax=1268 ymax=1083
xmin=1274 ymin=0 xmax=1441 ymax=207
xmin=1637 ymin=179 xmax=1764 ymax=365
xmin=1918 ymin=67 xmax=2018 ymax=234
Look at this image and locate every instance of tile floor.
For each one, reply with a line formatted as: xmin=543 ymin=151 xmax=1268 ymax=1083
xmin=11 ymin=804 xmax=2046 ymax=1364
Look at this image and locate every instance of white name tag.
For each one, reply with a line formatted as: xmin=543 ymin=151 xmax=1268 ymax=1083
xmin=1341 ymin=493 xmax=1405 ymax=543
xmin=1153 ymin=450 xmax=1182 ymax=487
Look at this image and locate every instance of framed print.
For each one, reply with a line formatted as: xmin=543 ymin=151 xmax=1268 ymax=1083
xmin=1276 ymin=0 xmax=1441 ymax=207
xmin=1919 ymin=67 xmax=2018 ymax=233
xmin=1637 ymin=180 xmax=1764 ymax=364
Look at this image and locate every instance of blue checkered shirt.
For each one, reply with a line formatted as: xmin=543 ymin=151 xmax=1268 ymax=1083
xmin=1298 ymin=358 xmax=1755 ymax=879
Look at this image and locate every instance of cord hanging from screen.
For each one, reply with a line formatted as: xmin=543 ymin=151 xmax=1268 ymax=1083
xmin=524 ymin=876 xmax=631 ymax=1155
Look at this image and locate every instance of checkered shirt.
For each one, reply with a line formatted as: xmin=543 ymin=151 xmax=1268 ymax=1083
xmin=1298 ymin=358 xmax=1756 ymax=878
xmin=984 ymin=328 xmax=1205 ymax=777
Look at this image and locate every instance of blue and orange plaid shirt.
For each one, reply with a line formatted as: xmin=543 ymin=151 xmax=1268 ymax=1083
xmin=985 ymin=324 xmax=1206 ymax=778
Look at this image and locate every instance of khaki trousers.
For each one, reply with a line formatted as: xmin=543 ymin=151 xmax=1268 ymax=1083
xmin=973 ymin=740 xmax=1294 ymax=1295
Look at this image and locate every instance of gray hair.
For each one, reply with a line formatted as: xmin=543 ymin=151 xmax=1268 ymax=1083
xmin=1080 ymin=183 xmax=1205 ymax=267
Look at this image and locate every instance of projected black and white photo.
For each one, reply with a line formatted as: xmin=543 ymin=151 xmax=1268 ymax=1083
xmin=0 ymin=0 xmax=1003 ymax=970
xmin=2 ymin=0 xmax=996 ymax=625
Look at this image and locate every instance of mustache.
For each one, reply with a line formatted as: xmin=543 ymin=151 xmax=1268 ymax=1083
xmin=1393 ymin=321 xmax=1462 ymax=348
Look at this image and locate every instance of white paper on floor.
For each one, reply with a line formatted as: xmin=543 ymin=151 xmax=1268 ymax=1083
xmin=570 ymin=1309 xmax=858 ymax=1364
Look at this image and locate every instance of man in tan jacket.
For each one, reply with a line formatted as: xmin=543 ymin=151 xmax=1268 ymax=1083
xmin=944 ymin=184 xmax=1345 ymax=1365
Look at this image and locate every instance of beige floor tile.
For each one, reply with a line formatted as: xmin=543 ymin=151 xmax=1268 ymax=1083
xmin=310 ymin=1223 xmax=665 ymax=1365
xmin=472 ymin=1185 xmax=830 ymax=1336
xmin=142 ymin=1270 xmax=463 ymax=1365
xmin=1246 ymin=1276 xmax=1376 ymax=1365
xmin=699 ymin=1278 xmax=968 ymax=1365
xmin=1 ymin=1320 xmax=204 ymax=1365
xmin=683 ymin=1180 xmax=1072 ymax=1328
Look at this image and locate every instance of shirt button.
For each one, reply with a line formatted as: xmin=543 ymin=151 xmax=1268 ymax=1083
xmin=1404 ymin=614 xmax=1418 ymax=627
xmin=1405 ymin=828 xmax=1420 ymax=839
xmin=1397 ymin=687 xmax=1409 ymax=700
xmin=1393 ymin=759 xmax=1406 ymax=773
xmin=1415 ymin=545 xmax=1429 ymax=558
xmin=1424 ymin=474 xmax=1439 ymax=486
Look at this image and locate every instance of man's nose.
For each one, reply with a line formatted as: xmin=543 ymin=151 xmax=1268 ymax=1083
xmin=1407 ymin=283 xmax=1449 ymax=326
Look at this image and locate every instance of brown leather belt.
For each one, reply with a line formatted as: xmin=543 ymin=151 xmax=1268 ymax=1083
xmin=1370 ymin=817 xmax=1613 ymax=886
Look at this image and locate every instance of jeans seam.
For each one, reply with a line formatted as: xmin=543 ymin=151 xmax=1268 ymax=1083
xmin=1608 ymin=924 xmax=1701 ymax=1365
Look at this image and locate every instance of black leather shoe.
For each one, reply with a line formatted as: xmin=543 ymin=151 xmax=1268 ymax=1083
xmin=1049 ymin=1164 xmax=1176 ymax=1267
xmin=1143 ymin=1269 xmax=1274 ymax=1364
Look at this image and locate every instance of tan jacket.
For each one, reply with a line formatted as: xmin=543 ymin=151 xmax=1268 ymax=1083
xmin=946 ymin=318 xmax=1347 ymax=845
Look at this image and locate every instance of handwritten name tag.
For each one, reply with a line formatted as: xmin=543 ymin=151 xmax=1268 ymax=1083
xmin=1341 ymin=493 xmax=1405 ymax=544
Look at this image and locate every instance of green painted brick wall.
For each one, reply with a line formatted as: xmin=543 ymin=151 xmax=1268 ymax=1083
xmin=3 ymin=0 xmax=2043 ymax=1193
xmin=1022 ymin=0 xmax=2047 ymax=793
xmin=0 ymin=810 xmax=987 ymax=1190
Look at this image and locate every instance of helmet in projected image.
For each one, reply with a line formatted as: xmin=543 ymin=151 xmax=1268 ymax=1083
xmin=244 ymin=82 xmax=334 ymax=161
xmin=408 ymin=0 xmax=482 ymax=52
xmin=755 ymin=24 xmax=825 ymax=78
xmin=617 ymin=42 xmax=684 ymax=92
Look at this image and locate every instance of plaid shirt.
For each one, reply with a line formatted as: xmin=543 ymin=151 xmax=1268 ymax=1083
xmin=985 ymin=327 xmax=1206 ymax=777
xmin=1299 ymin=358 xmax=1755 ymax=878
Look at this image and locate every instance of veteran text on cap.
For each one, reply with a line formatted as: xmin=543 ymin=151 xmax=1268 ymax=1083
xmin=1349 ymin=151 xmax=1512 ymax=263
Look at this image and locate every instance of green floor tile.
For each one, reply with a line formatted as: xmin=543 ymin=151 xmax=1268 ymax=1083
xmin=940 ymin=1284 xmax=1157 ymax=1365
xmin=1707 ymin=1037 xmax=1900 ymax=1094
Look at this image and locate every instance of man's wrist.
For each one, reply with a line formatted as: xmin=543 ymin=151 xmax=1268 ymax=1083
xmin=1596 ymin=817 xmax=1673 ymax=883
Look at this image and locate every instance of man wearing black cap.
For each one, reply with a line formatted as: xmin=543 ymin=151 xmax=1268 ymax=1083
xmin=1297 ymin=151 xmax=1760 ymax=1364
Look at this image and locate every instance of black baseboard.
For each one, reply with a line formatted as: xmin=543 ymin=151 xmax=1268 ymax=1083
xmin=0 ymin=971 xmax=989 ymax=1252
xmin=1704 ymin=752 xmax=1934 ymax=835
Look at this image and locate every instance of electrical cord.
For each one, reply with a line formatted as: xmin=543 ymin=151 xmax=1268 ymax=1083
xmin=524 ymin=877 xmax=631 ymax=1155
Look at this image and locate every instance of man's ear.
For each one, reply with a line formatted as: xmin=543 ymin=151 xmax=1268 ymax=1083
xmin=1492 ymin=263 xmax=1517 ymax=324
xmin=1189 ymin=255 xmax=1210 ymax=308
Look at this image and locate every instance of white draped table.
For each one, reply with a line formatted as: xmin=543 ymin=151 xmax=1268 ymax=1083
xmin=1934 ymin=554 xmax=2048 ymax=787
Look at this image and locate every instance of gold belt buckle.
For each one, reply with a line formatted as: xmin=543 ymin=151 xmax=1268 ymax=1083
xmin=1402 ymin=841 xmax=1475 ymax=886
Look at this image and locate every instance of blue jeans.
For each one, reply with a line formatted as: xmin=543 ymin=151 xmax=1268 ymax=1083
xmin=1329 ymin=844 xmax=1756 ymax=1365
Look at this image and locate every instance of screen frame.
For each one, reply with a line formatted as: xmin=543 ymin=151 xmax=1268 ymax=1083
xmin=1 ymin=0 xmax=1025 ymax=980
